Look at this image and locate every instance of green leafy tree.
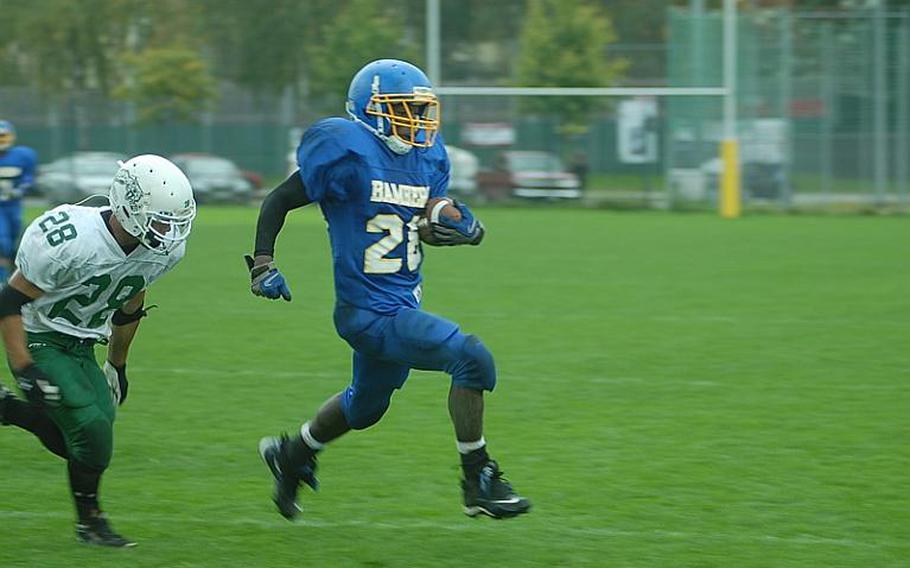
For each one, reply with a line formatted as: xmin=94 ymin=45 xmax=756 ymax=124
xmin=1 ymin=0 xmax=134 ymax=146
xmin=108 ymin=1 xmax=217 ymax=124
xmin=516 ymin=0 xmax=627 ymax=134
xmin=113 ymin=47 xmax=217 ymax=123
xmin=1 ymin=0 xmax=219 ymax=135
xmin=0 ymin=46 xmax=26 ymax=88
xmin=4 ymin=0 xmax=130 ymax=95
xmin=304 ymin=0 xmax=419 ymax=115
xmin=201 ymin=0 xmax=318 ymax=96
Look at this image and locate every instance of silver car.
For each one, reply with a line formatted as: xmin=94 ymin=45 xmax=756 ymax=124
xmin=169 ymin=153 xmax=254 ymax=204
xmin=37 ymin=152 xmax=127 ymax=206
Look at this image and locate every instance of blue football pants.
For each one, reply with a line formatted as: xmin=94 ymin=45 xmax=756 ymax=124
xmin=333 ymin=305 xmax=497 ymax=430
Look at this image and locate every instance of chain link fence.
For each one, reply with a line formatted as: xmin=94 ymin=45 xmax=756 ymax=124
xmin=665 ymin=7 xmax=910 ymax=211
xmin=1 ymin=6 xmax=907 ymax=211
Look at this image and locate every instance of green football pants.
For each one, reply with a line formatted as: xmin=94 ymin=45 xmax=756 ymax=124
xmin=26 ymin=331 xmax=116 ymax=471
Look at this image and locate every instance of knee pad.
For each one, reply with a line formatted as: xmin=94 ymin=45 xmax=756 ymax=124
xmin=451 ymin=335 xmax=496 ymax=391
xmin=340 ymin=385 xmax=393 ymax=430
xmin=68 ymin=417 xmax=113 ymax=471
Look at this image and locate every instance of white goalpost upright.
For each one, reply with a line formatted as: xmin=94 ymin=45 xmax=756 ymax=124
xmin=424 ymin=0 xmax=741 ymax=218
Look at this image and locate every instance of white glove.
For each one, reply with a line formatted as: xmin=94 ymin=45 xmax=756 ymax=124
xmin=103 ymin=361 xmax=128 ymax=406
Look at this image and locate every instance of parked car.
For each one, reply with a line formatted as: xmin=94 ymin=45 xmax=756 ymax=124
xmin=445 ymin=145 xmax=480 ymax=197
xmin=169 ymin=153 xmax=255 ymax=204
xmin=700 ymin=158 xmax=786 ymax=201
xmin=37 ymin=151 xmax=127 ymax=206
xmin=476 ymin=151 xmax=581 ymax=200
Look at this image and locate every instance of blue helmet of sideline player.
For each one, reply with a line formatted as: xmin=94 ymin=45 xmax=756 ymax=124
xmin=345 ymin=59 xmax=440 ymax=154
xmin=0 ymin=120 xmax=16 ymax=151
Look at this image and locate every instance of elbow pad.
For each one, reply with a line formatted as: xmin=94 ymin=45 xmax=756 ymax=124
xmin=111 ymin=303 xmax=154 ymax=326
xmin=0 ymin=285 xmax=33 ymax=319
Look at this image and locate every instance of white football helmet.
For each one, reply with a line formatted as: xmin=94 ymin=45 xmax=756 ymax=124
xmin=109 ymin=154 xmax=196 ymax=254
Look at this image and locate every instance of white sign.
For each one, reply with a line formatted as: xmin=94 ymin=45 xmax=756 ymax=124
xmin=461 ymin=122 xmax=515 ymax=146
xmin=617 ymin=98 xmax=658 ymax=164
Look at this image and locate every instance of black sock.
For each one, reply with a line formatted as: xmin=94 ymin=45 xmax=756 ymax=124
xmin=284 ymin=433 xmax=317 ymax=473
xmin=68 ymin=461 xmax=102 ymax=522
xmin=4 ymin=399 xmax=69 ymax=459
xmin=460 ymin=446 xmax=490 ymax=478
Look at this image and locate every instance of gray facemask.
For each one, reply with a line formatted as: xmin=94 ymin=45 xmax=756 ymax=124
xmin=348 ymin=113 xmax=413 ymax=155
xmin=383 ymin=134 xmax=413 ymax=155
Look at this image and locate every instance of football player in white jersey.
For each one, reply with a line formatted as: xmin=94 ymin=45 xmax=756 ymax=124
xmin=0 ymin=154 xmax=195 ymax=547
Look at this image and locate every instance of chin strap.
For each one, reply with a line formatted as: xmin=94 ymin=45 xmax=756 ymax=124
xmin=75 ymin=194 xmax=111 ymax=207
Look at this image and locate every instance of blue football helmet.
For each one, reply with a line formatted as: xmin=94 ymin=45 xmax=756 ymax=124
xmin=0 ymin=120 xmax=15 ymax=151
xmin=346 ymin=59 xmax=440 ymax=152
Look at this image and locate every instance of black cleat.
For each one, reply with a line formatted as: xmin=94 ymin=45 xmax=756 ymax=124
xmin=259 ymin=434 xmax=318 ymax=520
xmin=75 ymin=515 xmax=136 ymax=548
xmin=462 ymin=460 xmax=531 ymax=519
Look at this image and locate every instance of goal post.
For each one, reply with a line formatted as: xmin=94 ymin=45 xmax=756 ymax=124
xmin=720 ymin=0 xmax=741 ymax=218
xmin=425 ymin=0 xmax=741 ymax=218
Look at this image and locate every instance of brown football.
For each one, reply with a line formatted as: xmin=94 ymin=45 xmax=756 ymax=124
xmin=425 ymin=197 xmax=461 ymax=223
xmin=418 ymin=197 xmax=460 ymax=242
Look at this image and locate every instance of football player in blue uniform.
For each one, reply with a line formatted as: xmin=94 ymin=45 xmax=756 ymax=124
xmin=246 ymin=59 xmax=530 ymax=520
xmin=0 ymin=120 xmax=38 ymax=285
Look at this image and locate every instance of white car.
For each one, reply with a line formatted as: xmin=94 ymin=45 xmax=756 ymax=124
xmin=445 ymin=145 xmax=480 ymax=197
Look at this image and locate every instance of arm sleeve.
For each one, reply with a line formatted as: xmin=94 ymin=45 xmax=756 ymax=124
xmin=0 ymin=285 xmax=34 ymax=319
xmin=253 ymin=171 xmax=312 ymax=257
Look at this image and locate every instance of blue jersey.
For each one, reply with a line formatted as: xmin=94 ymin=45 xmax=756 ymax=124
xmin=0 ymin=145 xmax=37 ymax=201
xmin=297 ymin=118 xmax=450 ymax=315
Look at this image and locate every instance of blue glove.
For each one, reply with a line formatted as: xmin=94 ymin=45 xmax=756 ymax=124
xmin=428 ymin=200 xmax=485 ymax=246
xmin=244 ymin=255 xmax=292 ymax=301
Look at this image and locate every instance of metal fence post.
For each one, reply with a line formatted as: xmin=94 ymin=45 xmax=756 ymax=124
xmin=780 ymin=9 xmax=793 ymax=207
xmin=821 ymin=21 xmax=835 ymax=197
xmin=898 ymin=10 xmax=910 ymax=210
xmin=873 ymin=1 xmax=888 ymax=206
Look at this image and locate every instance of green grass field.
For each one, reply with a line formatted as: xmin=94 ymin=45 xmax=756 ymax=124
xmin=1 ymin=206 xmax=908 ymax=567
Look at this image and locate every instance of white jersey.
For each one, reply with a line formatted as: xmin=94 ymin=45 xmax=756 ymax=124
xmin=16 ymin=204 xmax=185 ymax=340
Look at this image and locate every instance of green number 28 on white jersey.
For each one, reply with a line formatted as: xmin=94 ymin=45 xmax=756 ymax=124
xmin=49 ymin=274 xmax=146 ymax=329
xmin=18 ymin=205 xmax=182 ymax=340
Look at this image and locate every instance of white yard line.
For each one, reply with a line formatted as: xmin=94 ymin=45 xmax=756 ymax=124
xmin=130 ymin=367 xmax=340 ymax=379
xmin=0 ymin=510 xmax=894 ymax=549
xmin=130 ymin=367 xmax=909 ymax=391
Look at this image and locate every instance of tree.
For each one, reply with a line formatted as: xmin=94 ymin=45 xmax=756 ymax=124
xmin=2 ymin=0 xmax=134 ymax=147
xmin=304 ymin=0 xmax=419 ymax=115
xmin=5 ymin=0 xmax=131 ymax=95
xmin=201 ymin=0 xmax=316 ymax=97
xmin=515 ymin=0 xmax=627 ymax=134
xmin=110 ymin=1 xmax=217 ymax=124
xmin=1 ymin=0 xmax=221 ymax=137
xmin=113 ymin=47 xmax=217 ymax=123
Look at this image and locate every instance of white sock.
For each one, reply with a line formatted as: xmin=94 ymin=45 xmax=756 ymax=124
xmin=456 ymin=437 xmax=486 ymax=455
xmin=300 ymin=422 xmax=325 ymax=451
